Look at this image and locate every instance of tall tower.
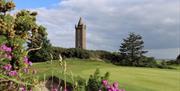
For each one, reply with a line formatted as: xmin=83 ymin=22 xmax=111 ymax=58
xmin=75 ymin=17 xmax=86 ymax=49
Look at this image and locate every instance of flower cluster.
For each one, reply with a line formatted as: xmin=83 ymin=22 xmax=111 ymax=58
xmin=100 ymin=80 xmax=125 ymax=91
xmin=0 ymin=44 xmax=12 ymax=52
xmin=3 ymin=64 xmax=12 ymax=71
xmin=0 ymin=44 xmax=36 ymax=91
xmin=24 ymin=56 xmax=33 ymax=66
xmin=0 ymin=44 xmax=12 ymax=60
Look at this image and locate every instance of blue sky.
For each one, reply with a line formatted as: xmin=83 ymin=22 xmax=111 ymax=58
xmin=13 ymin=0 xmax=180 ymax=59
xmin=14 ymin=0 xmax=60 ymax=9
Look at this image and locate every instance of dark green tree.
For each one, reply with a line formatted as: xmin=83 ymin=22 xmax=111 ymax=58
xmin=176 ymin=54 xmax=180 ymax=64
xmin=28 ymin=25 xmax=52 ymax=62
xmin=119 ymin=33 xmax=147 ymax=66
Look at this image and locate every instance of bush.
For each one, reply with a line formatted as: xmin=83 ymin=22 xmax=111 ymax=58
xmin=51 ymin=47 xmax=91 ymax=59
xmin=166 ymin=60 xmax=175 ymax=65
xmin=63 ymin=48 xmax=90 ymax=59
xmin=28 ymin=48 xmax=52 ymax=62
xmin=28 ymin=39 xmax=52 ymax=62
xmin=138 ymin=56 xmax=157 ymax=67
xmin=86 ymin=68 xmax=110 ymax=91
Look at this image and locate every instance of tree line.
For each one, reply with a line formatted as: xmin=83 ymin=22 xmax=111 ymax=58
xmin=28 ymin=31 xmax=179 ymax=68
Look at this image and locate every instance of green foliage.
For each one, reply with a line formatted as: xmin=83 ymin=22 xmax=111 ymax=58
xmin=119 ymin=32 xmax=148 ymax=66
xmin=0 ymin=0 xmax=15 ymax=13
xmin=74 ymin=76 xmax=86 ymax=91
xmin=176 ymin=54 xmax=180 ymax=64
xmin=32 ymin=59 xmax=180 ymax=91
xmin=51 ymin=47 xmax=122 ymax=63
xmin=0 ymin=35 xmax=7 ymax=44
xmin=137 ymin=56 xmax=157 ymax=67
xmin=51 ymin=47 xmax=91 ymax=59
xmin=0 ymin=0 xmax=45 ymax=90
xmin=28 ymin=25 xmax=51 ymax=62
xmin=86 ymin=68 xmax=110 ymax=91
xmin=165 ymin=55 xmax=180 ymax=65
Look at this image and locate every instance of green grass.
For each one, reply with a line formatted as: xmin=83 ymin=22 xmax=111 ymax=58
xmin=32 ymin=58 xmax=180 ymax=91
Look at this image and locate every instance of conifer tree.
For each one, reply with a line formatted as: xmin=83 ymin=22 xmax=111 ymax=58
xmin=119 ymin=33 xmax=147 ymax=66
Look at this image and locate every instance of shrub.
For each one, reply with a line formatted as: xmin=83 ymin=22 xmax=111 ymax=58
xmin=28 ymin=39 xmax=52 ymax=62
xmin=86 ymin=68 xmax=110 ymax=91
xmin=0 ymin=0 xmax=44 ymax=90
xmin=166 ymin=60 xmax=177 ymax=65
xmin=63 ymin=48 xmax=90 ymax=59
xmin=138 ymin=56 xmax=157 ymax=67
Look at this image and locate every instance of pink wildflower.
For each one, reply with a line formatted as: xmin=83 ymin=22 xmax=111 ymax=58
xmin=110 ymin=85 xmax=115 ymax=91
xmin=106 ymin=85 xmax=111 ymax=89
xmin=3 ymin=64 xmax=12 ymax=71
xmin=24 ymin=56 xmax=29 ymax=64
xmin=4 ymin=54 xmax=12 ymax=60
xmin=0 ymin=44 xmax=12 ymax=52
xmin=19 ymin=87 xmax=26 ymax=91
xmin=8 ymin=70 xmax=17 ymax=76
xmin=113 ymin=82 xmax=119 ymax=88
xmin=102 ymin=80 xmax=108 ymax=86
xmin=28 ymin=61 xmax=32 ymax=66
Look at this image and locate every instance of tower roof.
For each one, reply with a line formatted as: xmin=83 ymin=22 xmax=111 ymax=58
xmin=78 ymin=17 xmax=84 ymax=25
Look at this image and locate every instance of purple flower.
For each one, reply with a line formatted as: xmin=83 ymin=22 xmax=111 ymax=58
xmin=19 ymin=87 xmax=26 ymax=91
xmin=102 ymin=80 xmax=108 ymax=86
xmin=110 ymin=85 xmax=115 ymax=91
xmin=0 ymin=44 xmax=12 ymax=52
xmin=7 ymin=54 xmax=12 ymax=60
xmin=113 ymin=82 xmax=119 ymax=88
xmin=4 ymin=54 xmax=12 ymax=60
xmin=24 ymin=56 xmax=32 ymax=66
xmin=3 ymin=64 xmax=12 ymax=71
xmin=28 ymin=61 xmax=32 ymax=66
xmin=106 ymin=85 xmax=111 ymax=89
xmin=24 ymin=56 xmax=29 ymax=64
xmin=8 ymin=70 xmax=17 ymax=76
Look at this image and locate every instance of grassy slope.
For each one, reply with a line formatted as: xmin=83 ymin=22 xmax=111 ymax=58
xmin=32 ymin=58 xmax=180 ymax=91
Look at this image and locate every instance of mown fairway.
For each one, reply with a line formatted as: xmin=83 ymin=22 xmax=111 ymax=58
xmin=32 ymin=59 xmax=180 ymax=91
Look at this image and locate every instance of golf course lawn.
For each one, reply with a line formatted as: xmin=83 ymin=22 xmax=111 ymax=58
xmin=32 ymin=58 xmax=180 ymax=91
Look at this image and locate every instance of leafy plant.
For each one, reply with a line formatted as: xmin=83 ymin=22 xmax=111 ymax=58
xmin=0 ymin=0 xmax=45 ymax=90
xmin=86 ymin=68 xmax=110 ymax=91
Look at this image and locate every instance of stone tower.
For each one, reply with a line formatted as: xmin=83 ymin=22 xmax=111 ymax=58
xmin=75 ymin=17 xmax=86 ymax=49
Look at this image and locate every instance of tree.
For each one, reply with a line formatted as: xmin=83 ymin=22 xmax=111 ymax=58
xmin=176 ymin=54 xmax=180 ymax=64
xmin=119 ymin=33 xmax=147 ymax=66
xmin=27 ymin=25 xmax=52 ymax=62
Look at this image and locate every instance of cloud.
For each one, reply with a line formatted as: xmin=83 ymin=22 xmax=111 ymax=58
xmin=31 ymin=0 xmax=179 ymax=59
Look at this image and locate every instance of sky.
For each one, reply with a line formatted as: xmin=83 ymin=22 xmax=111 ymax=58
xmin=13 ymin=0 xmax=180 ymax=59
